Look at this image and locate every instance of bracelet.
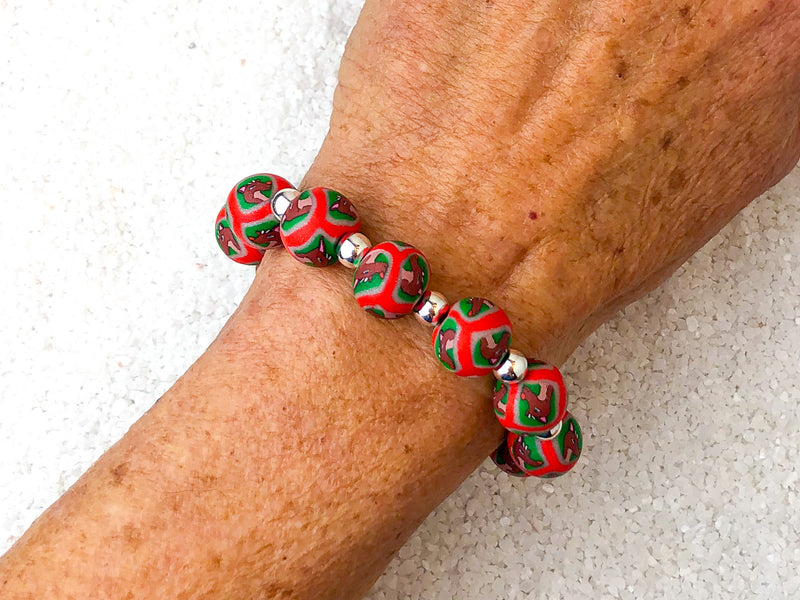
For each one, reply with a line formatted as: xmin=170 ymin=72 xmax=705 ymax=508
xmin=215 ymin=173 xmax=583 ymax=478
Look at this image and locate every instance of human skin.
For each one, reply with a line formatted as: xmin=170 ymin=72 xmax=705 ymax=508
xmin=1 ymin=0 xmax=799 ymax=599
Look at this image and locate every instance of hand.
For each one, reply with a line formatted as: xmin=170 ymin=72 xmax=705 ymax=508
xmin=304 ymin=0 xmax=800 ymax=363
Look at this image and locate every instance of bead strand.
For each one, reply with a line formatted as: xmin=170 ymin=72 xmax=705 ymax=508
xmin=215 ymin=173 xmax=583 ymax=478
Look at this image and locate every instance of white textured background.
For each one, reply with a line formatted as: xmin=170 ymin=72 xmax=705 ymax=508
xmin=1 ymin=1 xmax=799 ymax=598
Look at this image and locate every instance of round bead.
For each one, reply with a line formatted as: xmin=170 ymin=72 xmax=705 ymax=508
xmin=226 ymin=173 xmax=294 ymax=250
xmin=352 ymin=241 xmax=430 ymax=319
xmin=493 ymin=349 xmax=529 ymax=383
xmin=431 ymin=298 xmax=512 ymax=377
xmin=414 ymin=290 xmax=450 ymax=326
xmin=271 ymin=187 xmax=300 ymax=221
xmin=215 ymin=206 xmax=264 ymax=265
xmin=492 ymin=360 xmax=567 ymax=434
xmin=490 ymin=437 xmax=526 ymax=477
xmin=506 ymin=412 xmax=582 ymax=478
xmin=337 ymin=232 xmax=372 ymax=269
xmin=280 ymin=187 xmax=361 ymax=267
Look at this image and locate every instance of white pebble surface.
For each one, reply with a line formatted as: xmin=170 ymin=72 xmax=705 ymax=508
xmin=1 ymin=2 xmax=799 ymax=599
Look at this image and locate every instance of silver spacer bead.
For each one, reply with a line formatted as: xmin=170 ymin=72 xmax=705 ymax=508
xmin=535 ymin=420 xmax=563 ymax=440
xmin=337 ymin=232 xmax=372 ymax=268
xmin=271 ymin=188 xmax=300 ymax=221
xmin=414 ymin=291 xmax=450 ymax=326
xmin=493 ymin=349 xmax=529 ymax=383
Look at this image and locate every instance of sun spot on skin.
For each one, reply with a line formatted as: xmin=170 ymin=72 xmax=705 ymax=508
xmin=661 ymin=132 xmax=674 ymax=150
xmin=669 ymin=169 xmax=687 ymax=191
xmin=616 ymin=60 xmax=628 ymax=79
xmin=676 ymin=76 xmax=690 ymax=89
xmin=111 ymin=462 xmax=129 ymax=486
xmin=122 ymin=524 xmax=143 ymax=549
xmin=678 ymin=5 xmax=691 ymax=20
xmin=198 ymin=473 xmax=218 ymax=486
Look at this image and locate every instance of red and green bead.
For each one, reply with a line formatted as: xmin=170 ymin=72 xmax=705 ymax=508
xmin=493 ymin=360 xmax=567 ymax=435
xmin=280 ymin=187 xmax=361 ymax=267
xmin=490 ymin=439 xmax=527 ymax=477
xmin=227 ymin=173 xmax=294 ymax=251
xmin=215 ymin=207 xmax=263 ymax=265
xmin=505 ymin=412 xmax=583 ymax=478
xmin=432 ymin=298 xmax=512 ymax=377
xmin=353 ymin=241 xmax=430 ymax=319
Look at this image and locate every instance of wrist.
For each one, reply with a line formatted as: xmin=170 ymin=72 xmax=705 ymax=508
xmin=298 ymin=157 xmax=591 ymax=365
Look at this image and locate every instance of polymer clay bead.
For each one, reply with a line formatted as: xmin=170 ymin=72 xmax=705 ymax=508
xmin=215 ymin=206 xmax=264 ymax=265
xmin=505 ymin=412 xmax=582 ymax=478
xmin=492 ymin=360 xmax=567 ymax=435
xmin=226 ymin=173 xmax=295 ymax=251
xmin=490 ymin=438 xmax=526 ymax=477
xmin=432 ymin=298 xmax=512 ymax=377
xmin=352 ymin=241 xmax=430 ymax=318
xmin=280 ymin=187 xmax=361 ymax=267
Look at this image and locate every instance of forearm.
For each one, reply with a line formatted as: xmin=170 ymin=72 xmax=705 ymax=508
xmin=3 ymin=0 xmax=798 ymax=597
xmin=0 ymin=249 xmax=506 ymax=599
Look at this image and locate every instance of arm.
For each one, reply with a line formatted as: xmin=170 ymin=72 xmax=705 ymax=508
xmin=2 ymin=0 xmax=798 ymax=598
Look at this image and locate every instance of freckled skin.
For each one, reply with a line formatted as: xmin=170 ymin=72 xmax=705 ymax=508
xmin=2 ymin=2 xmax=799 ymax=599
xmin=110 ymin=462 xmax=129 ymax=486
xmin=314 ymin=0 xmax=800 ymax=361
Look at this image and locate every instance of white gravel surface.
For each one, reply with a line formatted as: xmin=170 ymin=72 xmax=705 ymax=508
xmin=1 ymin=1 xmax=799 ymax=598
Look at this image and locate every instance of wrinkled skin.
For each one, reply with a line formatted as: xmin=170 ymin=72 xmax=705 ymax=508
xmin=2 ymin=2 xmax=799 ymax=599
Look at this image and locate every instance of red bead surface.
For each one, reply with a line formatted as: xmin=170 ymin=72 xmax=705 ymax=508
xmin=490 ymin=437 xmax=526 ymax=477
xmin=352 ymin=241 xmax=430 ymax=319
xmin=280 ymin=187 xmax=361 ymax=266
xmin=226 ymin=173 xmax=294 ymax=251
xmin=215 ymin=206 xmax=263 ymax=265
xmin=493 ymin=361 xmax=568 ymax=435
xmin=505 ymin=412 xmax=582 ymax=478
xmin=431 ymin=298 xmax=512 ymax=377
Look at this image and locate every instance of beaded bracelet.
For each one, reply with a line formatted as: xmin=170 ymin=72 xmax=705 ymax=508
xmin=215 ymin=173 xmax=583 ymax=478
